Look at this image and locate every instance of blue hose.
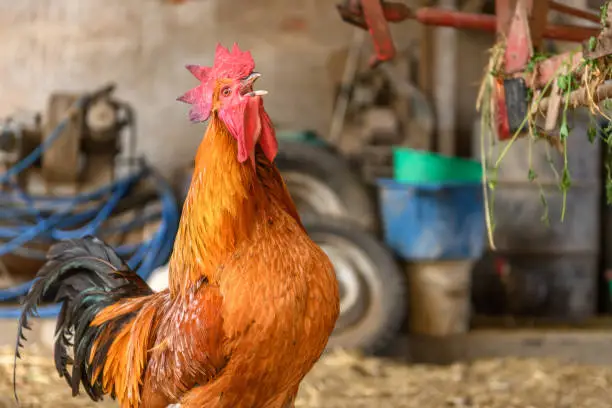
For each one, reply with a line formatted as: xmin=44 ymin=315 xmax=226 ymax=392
xmin=0 ymin=89 xmax=180 ymax=318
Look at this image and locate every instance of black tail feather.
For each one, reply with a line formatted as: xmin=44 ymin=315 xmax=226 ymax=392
xmin=13 ymin=235 xmax=154 ymax=403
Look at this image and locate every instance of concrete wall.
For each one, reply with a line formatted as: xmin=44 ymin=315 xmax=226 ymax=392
xmin=0 ymin=0 xmax=492 ymax=174
xmin=0 ymin=0 xmax=368 ymax=174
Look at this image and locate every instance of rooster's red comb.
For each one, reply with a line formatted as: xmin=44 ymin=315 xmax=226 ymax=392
xmin=177 ymin=43 xmax=255 ymax=122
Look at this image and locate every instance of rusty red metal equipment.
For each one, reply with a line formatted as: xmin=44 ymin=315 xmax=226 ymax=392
xmin=336 ymin=0 xmax=612 ymax=140
xmin=407 ymin=7 xmax=599 ymax=42
xmin=337 ymin=0 xmax=600 ymax=67
xmin=337 ymin=0 xmax=412 ymax=66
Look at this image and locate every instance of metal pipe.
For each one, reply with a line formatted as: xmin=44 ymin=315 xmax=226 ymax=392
xmin=433 ymin=0 xmax=458 ymax=155
xmin=416 ymin=8 xmax=497 ymax=31
xmin=412 ymin=7 xmax=600 ymax=42
xmin=549 ymin=1 xmax=600 ymax=24
xmin=543 ymin=23 xmax=600 ymax=42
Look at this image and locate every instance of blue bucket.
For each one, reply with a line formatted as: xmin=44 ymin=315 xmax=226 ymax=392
xmin=376 ymin=179 xmax=486 ymax=260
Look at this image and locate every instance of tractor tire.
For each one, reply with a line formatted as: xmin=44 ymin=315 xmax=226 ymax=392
xmin=276 ymin=140 xmax=377 ymax=231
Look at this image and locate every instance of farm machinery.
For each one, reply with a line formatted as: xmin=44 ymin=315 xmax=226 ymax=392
xmin=335 ymin=0 xmax=612 ymax=321
xmin=337 ymin=0 xmax=612 ymax=144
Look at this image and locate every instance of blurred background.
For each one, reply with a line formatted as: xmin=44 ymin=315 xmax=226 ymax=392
xmin=3 ymin=0 xmax=612 ymax=407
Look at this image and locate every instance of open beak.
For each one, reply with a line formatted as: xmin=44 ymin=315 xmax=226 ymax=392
xmin=242 ymin=72 xmax=268 ymax=97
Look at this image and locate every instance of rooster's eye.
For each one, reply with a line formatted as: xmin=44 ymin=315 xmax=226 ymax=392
xmin=221 ymin=87 xmax=232 ymax=97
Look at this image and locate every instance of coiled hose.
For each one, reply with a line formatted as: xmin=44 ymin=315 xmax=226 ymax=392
xmin=0 ymin=87 xmax=180 ymax=318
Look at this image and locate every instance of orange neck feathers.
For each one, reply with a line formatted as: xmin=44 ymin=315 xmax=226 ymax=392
xmin=167 ymin=115 xmax=300 ymax=297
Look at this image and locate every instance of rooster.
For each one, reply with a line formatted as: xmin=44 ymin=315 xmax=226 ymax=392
xmin=14 ymin=43 xmax=340 ymax=408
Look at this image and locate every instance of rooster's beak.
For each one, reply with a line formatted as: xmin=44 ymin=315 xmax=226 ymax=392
xmin=244 ymin=72 xmax=261 ymax=84
xmin=242 ymin=72 xmax=267 ymax=97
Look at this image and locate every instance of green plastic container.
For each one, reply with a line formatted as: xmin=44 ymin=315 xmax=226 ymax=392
xmin=392 ymin=147 xmax=482 ymax=184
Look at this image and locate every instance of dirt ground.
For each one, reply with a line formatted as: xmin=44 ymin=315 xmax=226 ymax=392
xmin=2 ymin=347 xmax=612 ymax=408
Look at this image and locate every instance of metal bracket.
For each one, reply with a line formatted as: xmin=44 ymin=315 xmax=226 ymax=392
xmin=336 ymin=0 xmax=411 ymax=67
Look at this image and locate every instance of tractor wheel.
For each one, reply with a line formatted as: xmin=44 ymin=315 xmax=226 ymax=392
xmin=276 ymin=140 xmax=377 ymax=231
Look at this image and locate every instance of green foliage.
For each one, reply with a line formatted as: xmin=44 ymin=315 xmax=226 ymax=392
xmin=589 ymin=36 xmax=598 ymax=52
xmin=588 ymin=126 xmax=597 ymax=143
xmin=525 ymin=53 xmax=551 ymax=73
xmin=528 ymin=168 xmax=537 ymax=181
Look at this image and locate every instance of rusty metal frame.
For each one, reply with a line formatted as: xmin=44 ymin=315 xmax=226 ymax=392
xmin=337 ymin=0 xmax=602 ymax=67
xmin=336 ymin=0 xmax=609 ymax=140
xmin=336 ymin=0 xmax=411 ymax=67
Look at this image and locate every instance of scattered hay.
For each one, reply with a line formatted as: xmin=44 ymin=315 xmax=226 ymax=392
xmin=298 ymin=350 xmax=612 ymax=408
xmin=3 ymin=347 xmax=612 ymax=407
xmin=0 ymin=344 xmax=113 ymax=408
xmin=476 ymin=31 xmax=612 ymax=249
